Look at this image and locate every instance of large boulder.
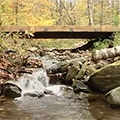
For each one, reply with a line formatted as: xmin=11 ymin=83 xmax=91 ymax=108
xmin=105 ymin=86 xmax=120 ymax=106
xmin=86 ymin=61 xmax=120 ymax=93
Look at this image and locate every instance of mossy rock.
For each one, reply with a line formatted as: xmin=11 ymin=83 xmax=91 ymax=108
xmin=105 ymin=86 xmax=120 ymax=106
xmin=65 ymin=65 xmax=79 ymax=85
xmin=87 ymin=61 xmax=120 ymax=93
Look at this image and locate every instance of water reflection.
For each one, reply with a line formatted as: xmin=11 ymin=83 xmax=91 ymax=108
xmin=14 ymin=94 xmax=93 ymax=120
xmin=89 ymin=99 xmax=120 ymax=120
xmin=0 ymin=91 xmax=94 ymax=120
xmin=1 ymin=93 xmax=120 ymax=120
xmin=0 ymin=98 xmax=31 ymax=120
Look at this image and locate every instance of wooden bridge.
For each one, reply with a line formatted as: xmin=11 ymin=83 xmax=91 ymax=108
xmin=1 ymin=26 xmax=120 ymax=39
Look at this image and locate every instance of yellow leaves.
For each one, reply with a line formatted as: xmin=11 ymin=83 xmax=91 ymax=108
xmin=74 ymin=0 xmax=88 ymax=25
xmin=21 ymin=0 xmax=57 ymax=26
xmin=24 ymin=12 xmax=55 ymax=26
xmin=0 ymin=0 xmax=57 ymax=26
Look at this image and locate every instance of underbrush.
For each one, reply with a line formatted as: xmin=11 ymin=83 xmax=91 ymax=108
xmin=0 ymin=32 xmax=86 ymax=55
xmin=0 ymin=32 xmax=42 ymax=55
xmin=93 ymin=32 xmax=120 ymax=50
xmin=0 ymin=31 xmax=120 ymax=55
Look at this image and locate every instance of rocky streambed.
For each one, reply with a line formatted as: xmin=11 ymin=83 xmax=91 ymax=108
xmin=1 ymin=47 xmax=120 ymax=120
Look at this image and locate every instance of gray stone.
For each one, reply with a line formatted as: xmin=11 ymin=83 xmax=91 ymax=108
xmin=95 ymin=60 xmax=109 ymax=69
xmin=41 ymin=56 xmax=61 ymax=73
xmin=58 ymin=61 xmax=69 ymax=73
xmin=24 ymin=91 xmax=44 ymax=98
xmin=87 ymin=61 xmax=120 ymax=93
xmin=73 ymin=80 xmax=92 ymax=93
xmin=65 ymin=65 xmax=79 ymax=84
xmin=105 ymin=86 xmax=120 ymax=106
xmin=69 ymin=57 xmax=85 ymax=66
xmin=75 ymin=62 xmax=87 ymax=80
xmin=2 ymin=83 xmax=22 ymax=98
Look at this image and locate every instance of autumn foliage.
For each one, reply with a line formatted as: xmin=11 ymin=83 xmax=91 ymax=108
xmin=0 ymin=0 xmax=120 ymax=26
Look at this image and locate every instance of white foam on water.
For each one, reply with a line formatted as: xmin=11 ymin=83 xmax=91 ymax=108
xmin=12 ymin=68 xmax=48 ymax=94
xmin=11 ymin=68 xmax=70 ymax=99
xmin=45 ymin=85 xmax=67 ymax=96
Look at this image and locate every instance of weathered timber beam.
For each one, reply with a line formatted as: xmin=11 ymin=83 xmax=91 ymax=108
xmin=0 ymin=25 xmax=117 ymax=39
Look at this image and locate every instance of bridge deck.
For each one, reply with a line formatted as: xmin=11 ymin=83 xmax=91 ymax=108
xmin=0 ymin=26 xmax=119 ymax=39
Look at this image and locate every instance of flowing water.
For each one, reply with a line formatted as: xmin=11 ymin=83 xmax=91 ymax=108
xmin=0 ymin=68 xmax=120 ymax=120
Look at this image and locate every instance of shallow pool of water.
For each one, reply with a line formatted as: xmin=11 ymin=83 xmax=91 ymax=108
xmin=89 ymin=99 xmax=120 ymax=120
xmin=0 ymin=93 xmax=90 ymax=120
xmin=0 ymin=91 xmax=120 ymax=120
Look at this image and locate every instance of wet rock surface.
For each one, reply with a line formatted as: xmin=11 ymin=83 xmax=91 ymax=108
xmin=23 ymin=91 xmax=44 ymax=98
xmin=0 ymin=82 xmax=22 ymax=98
xmin=73 ymin=80 xmax=92 ymax=93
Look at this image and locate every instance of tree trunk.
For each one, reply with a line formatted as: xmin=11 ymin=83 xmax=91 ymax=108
xmin=100 ymin=0 xmax=103 ymax=26
xmin=87 ymin=0 xmax=94 ymax=26
xmin=92 ymin=46 xmax=120 ymax=61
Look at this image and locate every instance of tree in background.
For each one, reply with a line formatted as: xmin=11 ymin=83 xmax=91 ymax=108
xmin=87 ymin=0 xmax=94 ymax=26
xmin=0 ymin=0 xmax=120 ymax=26
xmin=54 ymin=0 xmax=76 ymax=25
xmin=23 ymin=0 xmax=58 ymax=26
xmin=0 ymin=0 xmax=58 ymax=26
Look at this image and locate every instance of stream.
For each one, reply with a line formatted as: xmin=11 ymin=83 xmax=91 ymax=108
xmin=0 ymin=57 xmax=120 ymax=120
xmin=0 ymin=68 xmax=93 ymax=120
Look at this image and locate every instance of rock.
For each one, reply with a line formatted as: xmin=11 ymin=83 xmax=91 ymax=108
xmin=48 ymin=73 xmax=65 ymax=84
xmin=2 ymin=83 xmax=22 ymax=98
xmin=61 ymin=57 xmax=87 ymax=85
xmin=65 ymin=65 xmax=79 ymax=85
xmin=87 ymin=61 xmax=120 ymax=93
xmin=75 ymin=62 xmax=87 ymax=80
xmin=27 ymin=47 xmax=38 ymax=52
xmin=41 ymin=56 xmax=61 ymax=73
xmin=5 ymin=49 xmax=17 ymax=54
xmin=24 ymin=91 xmax=44 ymax=98
xmin=72 ymin=80 xmax=92 ymax=93
xmin=105 ymin=86 xmax=120 ymax=106
xmin=58 ymin=57 xmax=85 ymax=73
xmin=86 ymin=66 xmax=96 ymax=75
xmin=95 ymin=60 xmax=109 ymax=69
xmin=89 ymin=107 xmax=104 ymax=120
xmin=58 ymin=61 xmax=69 ymax=73
xmin=23 ymin=57 xmax=43 ymax=68
xmin=79 ymin=92 xmax=102 ymax=101
xmin=69 ymin=57 xmax=85 ymax=67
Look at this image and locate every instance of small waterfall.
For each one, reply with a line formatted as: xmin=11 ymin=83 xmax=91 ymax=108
xmin=12 ymin=68 xmax=49 ymax=96
xmin=11 ymin=67 xmax=70 ymax=99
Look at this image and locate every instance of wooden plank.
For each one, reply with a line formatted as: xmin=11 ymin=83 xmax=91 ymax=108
xmin=0 ymin=25 xmax=118 ymax=39
xmin=1 ymin=25 xmax=120 ymax=32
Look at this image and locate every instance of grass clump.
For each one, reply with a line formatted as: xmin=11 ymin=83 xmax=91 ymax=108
xmin=93 ymin=39 xmax=113 ymax=50
xmin=93 ymin=32 xmax=120 ymax=50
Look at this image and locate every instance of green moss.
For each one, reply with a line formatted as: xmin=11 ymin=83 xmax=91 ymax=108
xmin=92 ymin=60 xmax=120 ymax=76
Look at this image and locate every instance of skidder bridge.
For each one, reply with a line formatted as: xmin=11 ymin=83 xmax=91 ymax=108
xmin=0 ymin=26 xmax=119 ymax=39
